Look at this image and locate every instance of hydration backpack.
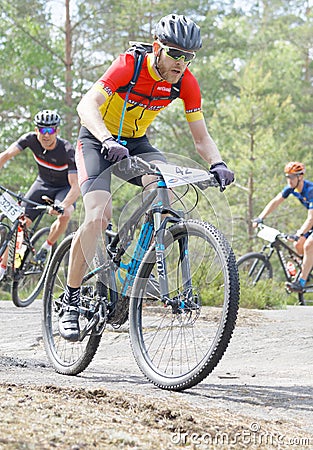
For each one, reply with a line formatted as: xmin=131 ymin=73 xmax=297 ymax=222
xmin=116 ymin=42 xmax=182 ymax=103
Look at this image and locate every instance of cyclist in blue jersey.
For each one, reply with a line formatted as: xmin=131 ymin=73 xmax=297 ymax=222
xmin=0 ymin=110 xmax=80 ymax=280
xmin=252 ymin=161 xmax=313 ymax=292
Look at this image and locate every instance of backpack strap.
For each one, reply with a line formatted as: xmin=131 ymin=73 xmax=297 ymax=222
xmin=116 ymin=42 xmax=182 ymax=142
xmin=117 ymin=42 xmax=182 ymax=100
xmin=117 ymin=43 xmax=152 ymax=94
xmin=116 ymin=44 xmax=149 ymax=143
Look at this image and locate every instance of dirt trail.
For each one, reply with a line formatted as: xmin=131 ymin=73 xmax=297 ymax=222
xmin=0 ymin=300 xmax=312 ymax=449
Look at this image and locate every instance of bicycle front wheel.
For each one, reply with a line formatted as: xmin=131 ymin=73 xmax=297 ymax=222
xmin=129 ymin=219 xmax=240 ymax=391
xmin=42 ymin=234 xmax=102 ymax=375
xmin=12 ymin=227 xmax=54 ymax=307
xmin=237 ymin=252 xmax=273 ymax=286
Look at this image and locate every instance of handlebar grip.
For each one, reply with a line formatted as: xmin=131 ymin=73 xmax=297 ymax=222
xmin=195 ymin=174 xmax=220 ymax=190
xmin=286 ymin=234 xmax=299 ymax=241
xmin=54 ymin=205 xmax=64 ymax=214
xmin=34 ymin=203 xmax=64 ymax=214
xmin=41 ymin=195 xmax=63 ymax=214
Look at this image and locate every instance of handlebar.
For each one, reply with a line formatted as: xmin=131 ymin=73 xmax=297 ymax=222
xmin=254 ymin=222 xmax=299 ymax=243
xmin=195 ymin=176 xmax=220 ymax=190
xmin=120 ymin=156 xmax=220 ymax=190
xmin=284 ymin=234 xmax=299 ymax=242
xmin=34 ymin=203 xmax=64 ymax=215
xmin=0 ymin=184 xmax=64 ymax=216
xmin=34 ymin=196 xmax=64 ymax=215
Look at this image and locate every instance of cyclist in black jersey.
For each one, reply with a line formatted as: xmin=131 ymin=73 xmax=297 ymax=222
xmin=0 ymin=110 xmax=80 ymax=279
xmin=59 ymin=15 xmax=235 ymax=341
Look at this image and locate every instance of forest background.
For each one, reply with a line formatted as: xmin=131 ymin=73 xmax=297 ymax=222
xmin=0 ymin=0 xmax=312 ymax=262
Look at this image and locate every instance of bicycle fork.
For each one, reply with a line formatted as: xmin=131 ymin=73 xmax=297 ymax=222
xmin=154 ymin=210 xmax=169 ymax=302
xmin=154 ymin=213 xmax=193 ymax=308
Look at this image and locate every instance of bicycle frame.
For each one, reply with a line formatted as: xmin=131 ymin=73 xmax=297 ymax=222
xmin=259 ymin=236 xmax=303 ymax=282
xmin=81 ymin=159 xmax=218 ymax=318
xmin=82 ymin=185 xmax=184 ymax=305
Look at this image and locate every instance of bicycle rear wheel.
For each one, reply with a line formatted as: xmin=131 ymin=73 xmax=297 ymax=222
xmin=12 ymin=227 xmax=54 ymax=307
xmin=129 ymin=219 xmax=240 ymax=391
xmin=42 ymin=234 xmax=102 ymax=375
xmin=298 ymin=269 xmax=313 ymax=306
xmin=237 ymin=252 xmax=273 ymax=286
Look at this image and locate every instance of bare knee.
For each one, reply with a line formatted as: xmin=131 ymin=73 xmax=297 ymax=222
xmin=83 ymin=215 xmax=108 ymax=234
xmin=83 ymin=191 xmax=112 ymax=234
xmin=303 ymin=237 xmax=313 ymax=253
xmin=294 ymin=235 xmax=305 ymax=255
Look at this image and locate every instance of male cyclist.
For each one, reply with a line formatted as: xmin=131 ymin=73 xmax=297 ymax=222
xmin=59 ymin=14 xmax=235 ymax=341
xmin=0 ymin=109 xmax=80 ymax=280
xmin=252 ymin=161 xmax=313 ymax=293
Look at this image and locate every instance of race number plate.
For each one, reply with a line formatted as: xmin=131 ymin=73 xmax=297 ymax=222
xmin=157 ymin=163 xmax=210 ymax=188
xmin=257 ymin=225 xmax=280 ymax=243
xmin=0 ymin=192 xmax=23 ymax=222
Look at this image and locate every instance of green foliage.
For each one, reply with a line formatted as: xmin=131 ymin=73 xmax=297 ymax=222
xmin=0 ymin=286 xmax=12 ymax=301
xmin=193 ymin=264 xmax=287 ymax=309
xmin=239 ymin=278 xmax=287 ymax=309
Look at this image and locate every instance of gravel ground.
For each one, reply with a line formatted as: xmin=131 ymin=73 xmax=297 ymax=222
xmin=0 ymin=300 xmax=312 ymax=449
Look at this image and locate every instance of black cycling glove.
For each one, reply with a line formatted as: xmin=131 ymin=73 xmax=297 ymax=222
xmin=101 ymin=137 xmax=129 ymax=163
xmin=210 ymin=161 xmax=234 ymax=190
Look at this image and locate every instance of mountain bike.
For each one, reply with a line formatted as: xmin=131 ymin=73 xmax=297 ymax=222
xmin=237 ymin=223 xmax=313 ymax=305
xmin=0 ymin=184 xmax=63 ymax=307
xmin=42 ymin=157 xmax=240 ymax=391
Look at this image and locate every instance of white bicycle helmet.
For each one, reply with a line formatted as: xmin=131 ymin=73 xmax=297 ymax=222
xmin=34 ymin=110 xmax=61 ymax=127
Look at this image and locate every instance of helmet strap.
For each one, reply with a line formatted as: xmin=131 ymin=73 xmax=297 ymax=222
xmin=153 ymin=53 xmax=164 ymax=80
xmin=295 ymin=175 xmax=303 ymax=189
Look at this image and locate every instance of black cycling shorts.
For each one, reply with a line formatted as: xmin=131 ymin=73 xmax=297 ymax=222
xmin=22 ymin=178 xmax=72 ymax=221
xmin=76 ymin=126 xmax=167 ymax=196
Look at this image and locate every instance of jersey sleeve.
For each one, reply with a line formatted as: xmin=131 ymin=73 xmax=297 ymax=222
xmin=94 ymin=53 xmax=136 ymax=100
xmin=281 ymin=185 xmax=293 ymax=198
xmin=179 ymin=70 xmax=204 ymax=123
xmin=15 ymin=132 xmax=35 ymax=151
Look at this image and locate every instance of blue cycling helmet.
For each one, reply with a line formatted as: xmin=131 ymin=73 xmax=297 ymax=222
xmin=155 ymin=14 xmax=202 ymax=51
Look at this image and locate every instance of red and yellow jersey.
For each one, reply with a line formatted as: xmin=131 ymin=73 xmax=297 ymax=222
xmin=92 ymin=52 xmax=204 ymax=138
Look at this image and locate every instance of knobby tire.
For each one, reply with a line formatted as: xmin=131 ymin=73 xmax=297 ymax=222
xmin=129 ymin=220 xmax=240 ymax=391
xmin=42 ymin=234 xmax=102 ymax=375
xmin=237 ymin=252 xmax=273 ymax=285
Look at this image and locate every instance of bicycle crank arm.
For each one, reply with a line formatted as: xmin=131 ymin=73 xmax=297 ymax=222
xmin=78 ymin=313 xmax=100 ymax=341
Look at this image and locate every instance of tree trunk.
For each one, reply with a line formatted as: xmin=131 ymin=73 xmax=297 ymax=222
xmin=64 ymin=0 xmax=73 ymax=141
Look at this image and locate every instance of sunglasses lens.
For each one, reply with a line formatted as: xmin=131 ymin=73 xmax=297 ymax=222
xmin=160 ymin=43 xmax=195 ymax=62
xmin=39 ymin=127 xmax=56 ymax=135
xmin=167 ymin=48 xmax=194 ymax=62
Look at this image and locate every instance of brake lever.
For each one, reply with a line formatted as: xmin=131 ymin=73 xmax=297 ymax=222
xmin=196 ymin=173 xmax=220 ymax=190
